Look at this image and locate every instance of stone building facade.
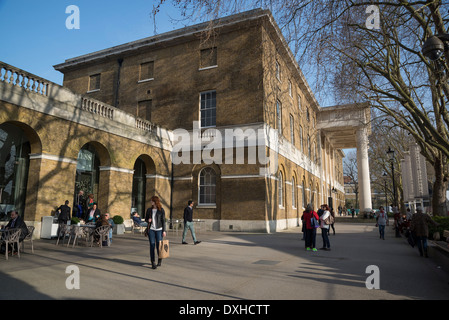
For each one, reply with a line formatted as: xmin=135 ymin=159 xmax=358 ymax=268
xmin=0 ymin=9 xmax=372 ymax=235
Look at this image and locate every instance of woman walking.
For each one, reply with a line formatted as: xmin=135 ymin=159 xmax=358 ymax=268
xmin=145 ymin=196 xmax=166 ymax=269
xmin=302 ymin=203 xmax=319 ymax=252
xmin=319 ymin=204 xmax=331 ymax=250
xmin=376 ymin=206 xmax=388 ymax=240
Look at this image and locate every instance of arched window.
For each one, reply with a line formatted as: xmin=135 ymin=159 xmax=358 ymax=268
xmin=0 ymin=123 xmax=30 ymax=219
xmin=291 ymin=177 xmax=296 ymax=208
xmin=199 ymin=167 xmax=216 ymax=205
xmin=278 ymin=172 xmax=283 ymax=207
xmin=302 ymin=180 xmax=306 ymax=208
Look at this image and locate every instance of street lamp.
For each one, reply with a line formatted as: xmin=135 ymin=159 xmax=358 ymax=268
xmin=386 ymin=147 xmax=397 ymax=208
xmin=382 ymin=172 xmax=388 ymax=211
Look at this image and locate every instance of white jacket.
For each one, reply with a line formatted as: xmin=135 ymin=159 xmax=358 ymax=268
xmin=320 ymin=210 xmax=330 ymax=229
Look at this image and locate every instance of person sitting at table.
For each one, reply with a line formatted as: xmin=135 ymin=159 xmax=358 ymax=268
xmin=94 ymin=213 xmax=111 ymax=246
xmin=85 ymin=203 xmax=101 ymax=222
xmin=1 ymin=210 xmax=29 ymax=254
xmin=132 ymin=212 xmax=148 ymax=227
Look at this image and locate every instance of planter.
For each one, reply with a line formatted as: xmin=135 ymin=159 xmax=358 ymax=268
xmin=113 ymin=224 xmax=125 ymax=235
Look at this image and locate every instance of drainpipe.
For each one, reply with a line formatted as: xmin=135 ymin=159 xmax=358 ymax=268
xmin=114 ymin=58 xmax=123 ymax=107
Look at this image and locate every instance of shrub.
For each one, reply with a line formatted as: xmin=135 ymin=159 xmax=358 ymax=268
xmin=429 ymin=216 xmax=449 ymax=240
xmin=112 ymin=215 xmax=124 ymax=224
xmin=71 ymin=217 xmax=80 ymax=224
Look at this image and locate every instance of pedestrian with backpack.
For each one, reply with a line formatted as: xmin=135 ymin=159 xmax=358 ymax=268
xmin=319 ymin=204 xmax=332 ymax=251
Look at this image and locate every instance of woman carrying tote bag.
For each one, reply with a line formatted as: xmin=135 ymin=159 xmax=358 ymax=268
xmin=145 ymin=196 xmax=167 ymax=269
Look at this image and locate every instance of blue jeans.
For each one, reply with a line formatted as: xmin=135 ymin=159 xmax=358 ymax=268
xmin=415 ymin=236 xmax=428 ymax=253
xmin=182 ymin=221 xmax=197 ymax=242
xmin=148 ymin=229 xmax=163 ymax=262
xmin=321 ymin=228 xmax=330 ymax=248
xmin=378 ymin=225 xmax=385 ymax=239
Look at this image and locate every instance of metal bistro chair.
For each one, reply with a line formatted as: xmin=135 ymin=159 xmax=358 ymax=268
xmin=55 ymin=224 xmax=71 ymax=246
xmin=132 ymin=220 xmax=145 ymax=234
xmin=21 ymin=226 xmax=35 ymax=253
xmin=2 ymin=228 xmax=22 ymax=260
xmin=92 ymin=225 xmax=111 ymax=248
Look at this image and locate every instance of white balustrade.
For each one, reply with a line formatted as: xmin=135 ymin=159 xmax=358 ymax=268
xmin=0 ymin=62 xmax=49 ymax=96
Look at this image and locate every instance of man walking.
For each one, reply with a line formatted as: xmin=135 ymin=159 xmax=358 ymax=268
xmin=182 ymin=200 xmax=201 ymax=245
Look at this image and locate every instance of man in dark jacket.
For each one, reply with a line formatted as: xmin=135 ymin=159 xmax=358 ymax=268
xmin=1 ymin=210 xmax=29 ymax=253
xmin=182 ymin=200 xmax=201 ymax=245
xmin=57 ymin=200 xmax=71 ymax=224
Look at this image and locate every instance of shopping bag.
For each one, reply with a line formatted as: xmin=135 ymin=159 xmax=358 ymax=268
xmin=159 ymin=239 xmax=170 ymax=259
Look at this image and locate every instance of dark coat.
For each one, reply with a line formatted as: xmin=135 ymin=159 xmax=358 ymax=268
xmin=5 ymin=215 xmax=29 ymax=241
xmin=57 ymin=204 xmax=71 ymax=223
xmin=183 ymin=206 xmax=193 ymax=223
xmin=144 ymin=207 xmax=166 ymax=232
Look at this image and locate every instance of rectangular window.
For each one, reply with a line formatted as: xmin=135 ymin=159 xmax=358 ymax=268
xmin=299 ymin=126 xmax=303 ymax=152
xmin=137 ymin=100 xmax=152 ymax=121
xmin=276 ymin=100 xmax=282 ymax=135
xmin=200 ymin=90 xmax=216 ymax=128
xmin=275 ymin=61 xmax=281 ymax=81
xmin=288 ymin=80 xmax=292 ymax=97
xmin=290 ymin=114 xmax=294 ymax=145
xmin=200 ymin=47 xmax=217 ymax=69
xmin=297 ymin=94 xmax=301 ymax=111
xmin=88 ymin=74 xmax=101 ymax=92
xmin=139 ymin=61 xmax=154 ymax=81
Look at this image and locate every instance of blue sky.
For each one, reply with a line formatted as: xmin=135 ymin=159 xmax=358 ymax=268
xmin=0 ymin=0 xmax=189 ymax=84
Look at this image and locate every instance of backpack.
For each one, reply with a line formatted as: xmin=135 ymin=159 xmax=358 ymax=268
xmin=324 ymin=213 xmax=334 ymax=225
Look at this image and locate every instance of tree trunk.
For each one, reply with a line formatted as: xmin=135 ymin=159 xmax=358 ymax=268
xmin=432 ymin=156 xmax=449 ymax=216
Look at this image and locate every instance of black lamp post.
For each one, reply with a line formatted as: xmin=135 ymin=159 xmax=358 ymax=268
xmin=386 ymin=147 xmax=397 ymax=208
xmin=382 ymin=172 xmax=388 ymax=211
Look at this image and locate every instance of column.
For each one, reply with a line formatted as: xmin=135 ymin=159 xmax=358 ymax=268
xmin=356 ymin=127 xmax=372 ymax=213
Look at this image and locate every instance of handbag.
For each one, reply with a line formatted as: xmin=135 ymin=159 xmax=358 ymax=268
xmin=310 ymin=215 xmax=320 ymax=228
xmin=159 ymin=239 xmax=170 ymax=259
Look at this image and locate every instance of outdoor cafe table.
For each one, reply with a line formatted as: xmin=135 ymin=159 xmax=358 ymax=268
xmin=68 ymin=224 xmax=96 ymax=247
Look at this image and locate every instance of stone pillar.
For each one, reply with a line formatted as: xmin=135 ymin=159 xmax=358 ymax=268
xmin=356 ymin=127 xmax=372 ymax=213
xmin=98 ymin=166 xmax=134 ymax=218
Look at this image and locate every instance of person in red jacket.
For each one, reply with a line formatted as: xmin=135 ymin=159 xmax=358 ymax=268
xmin=302 ymin=203 xmax=320 ymax=252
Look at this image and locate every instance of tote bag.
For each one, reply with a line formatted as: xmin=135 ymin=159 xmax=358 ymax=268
xmin=159 ymin=239 xmax=170 ymax=259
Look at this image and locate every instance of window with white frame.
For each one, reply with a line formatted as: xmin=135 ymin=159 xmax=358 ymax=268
xmin=200 ymin=91 xmax=216 ymax=128
xmin=199 ymin=167 xmax=216 ymax=205
xmin=275 ymin=61 xmax=281 ymax=81
xmin=278 ymin=172 xmax=284 ymax=207
xmin=288 ymin=80 xmax=292 ymax=97
xmin=290 ymin=114 xmax=294 ymax=144
xmin=292 ymin=177 xmax=296 ymax=208
xmin=297 ymin=94 xmax=301 ymax=111
xmin=302 ymin=180 xmax=306 ymax=207
xmin=276 ymin=100 xmax=282 ymax=135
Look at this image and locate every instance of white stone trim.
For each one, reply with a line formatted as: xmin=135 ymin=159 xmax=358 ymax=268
xmin=145 ymin=174 xmax=170 ymax=180
xmin=29 ymin=153 xmax=77 ymax=165
xmin=98 ymin=166 xmax=134 ymax=174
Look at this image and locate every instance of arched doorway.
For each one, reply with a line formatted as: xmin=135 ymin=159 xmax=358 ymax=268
xmin=132 ymin=157 xmax=147 ymax=217
xmin=74 ymin=143 xmax=100 ymax=208
xmin=0 ymin=123 xmax=31 ymax=220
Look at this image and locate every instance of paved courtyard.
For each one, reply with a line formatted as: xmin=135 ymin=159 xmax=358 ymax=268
xmin=1 ymin=221 xmax=448 ymax=307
